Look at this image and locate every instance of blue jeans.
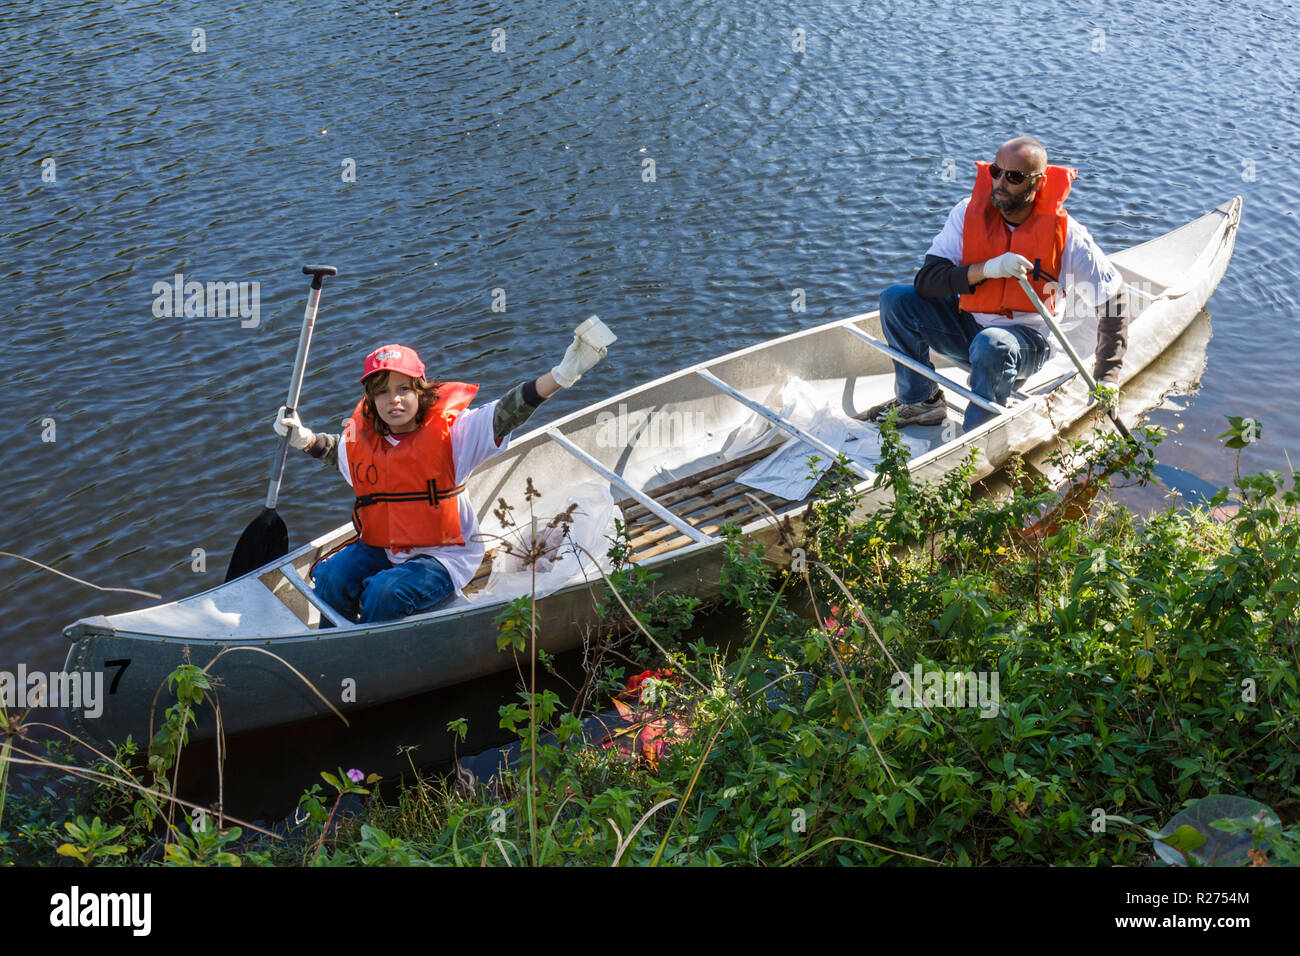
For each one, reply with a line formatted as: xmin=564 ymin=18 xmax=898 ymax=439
xmin=878 ymin=284 xmax=1049 ymax=431
xmin=312 ymin=542 xmax=455 ymax=625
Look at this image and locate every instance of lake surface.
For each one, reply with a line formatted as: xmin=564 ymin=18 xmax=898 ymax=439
xmin=3 ymin=0 xmax=1298 ymax=690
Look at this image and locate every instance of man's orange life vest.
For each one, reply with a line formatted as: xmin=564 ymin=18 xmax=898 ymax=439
xmin=959 ymin=160 xmax=1077 ymax=318
xmin=344 ymin=382 xmax=479 ymax=550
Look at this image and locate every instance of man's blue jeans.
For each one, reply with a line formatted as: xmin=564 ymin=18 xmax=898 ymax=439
xmin=878 ymin=284 xmax=1050 ymax=431
xmin=313 ymin=542 xmax=455 ymax=625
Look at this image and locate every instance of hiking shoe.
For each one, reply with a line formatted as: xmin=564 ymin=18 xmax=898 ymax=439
xmin=864 ymin=391 xmax=946 ymax=427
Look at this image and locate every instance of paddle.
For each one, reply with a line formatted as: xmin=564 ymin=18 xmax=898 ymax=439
xmin=1015 ymin=275 xmax=1235 ymax=507
xmin=1014 ymin=274 xmax=1132 ymax=441
xmin=226 ymin=264 xmax=338 ymax=581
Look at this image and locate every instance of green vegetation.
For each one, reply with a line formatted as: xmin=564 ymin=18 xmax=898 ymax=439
xmin=2 ymin=416 xmax=1298 ymax=865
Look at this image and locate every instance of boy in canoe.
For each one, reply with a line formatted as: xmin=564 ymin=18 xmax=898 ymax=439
xmin=273 ymin=318 xmax=615 ymax=625
xmin=867 ymin=135 xmax=1132 ymax=432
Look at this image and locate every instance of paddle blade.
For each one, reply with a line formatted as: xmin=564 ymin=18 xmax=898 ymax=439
xmin=226 ymin=507 xmax=289 ymax=581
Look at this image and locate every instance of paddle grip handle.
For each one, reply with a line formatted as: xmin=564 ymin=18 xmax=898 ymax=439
xmin=303 ymin=264 xmax=338 ymax=290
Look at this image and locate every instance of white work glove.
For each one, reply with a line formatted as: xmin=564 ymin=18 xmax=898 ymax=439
xmin=550 ymin=315 xmax=616 ymax=388
xmin=983 ymin=252 xmax=1033 ymax=280
xmin=273 ymin=406 xmax=315 ymax=449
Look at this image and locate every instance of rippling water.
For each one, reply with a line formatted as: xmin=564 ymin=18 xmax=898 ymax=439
xmin=3 ymin=0 xmax=1298 ymax=673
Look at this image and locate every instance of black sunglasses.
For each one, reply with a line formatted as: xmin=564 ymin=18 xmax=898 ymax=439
xmin=989 ymin=164 xmax=1043 ymax=186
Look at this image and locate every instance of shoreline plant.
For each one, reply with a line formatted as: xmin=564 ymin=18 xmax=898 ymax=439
xmin=2 ymin=415 xmax=1297 ymax=866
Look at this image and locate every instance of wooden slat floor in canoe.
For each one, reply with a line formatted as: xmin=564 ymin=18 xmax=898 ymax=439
xmin=615 ymin=445 xmax=797 ymax=561
xmin=462 ymin=445 xmax=805 ymax=594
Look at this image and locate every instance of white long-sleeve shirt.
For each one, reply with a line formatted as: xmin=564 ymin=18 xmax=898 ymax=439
xmin=926 ymin=197 xmax=1124 ymax=340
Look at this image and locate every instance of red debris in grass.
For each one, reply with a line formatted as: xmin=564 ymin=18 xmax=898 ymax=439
xmin=824 ymin=603 xmax=864 ymax=640
xmin=620 ymin=668 xmax=676 ymax=698
xmin=603 ymin=669 xmax=689 ymax=769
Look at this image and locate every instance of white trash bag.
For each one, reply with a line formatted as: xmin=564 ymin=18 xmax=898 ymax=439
xmin=469 ymin=480 xmax=618 ymax=602
xmin=734 ymin=377 xmax=927 ymax=501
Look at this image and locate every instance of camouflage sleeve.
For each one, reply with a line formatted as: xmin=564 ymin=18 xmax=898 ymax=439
xmin=492 ymin=379 xmax=545 ymax=443
xmin=306 ymin=432 xmax=340 ymax=470
xmin=1093 ymin=285 xmax=1131 ymax=386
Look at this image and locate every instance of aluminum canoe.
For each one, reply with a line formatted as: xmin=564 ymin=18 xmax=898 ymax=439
xmin=62 ymin=198 xmax=1241 ymax=749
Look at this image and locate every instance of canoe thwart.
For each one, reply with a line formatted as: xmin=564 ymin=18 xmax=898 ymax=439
xmin=277 ymin=561 xmax=351 ymax=628
xmin=693 ymin=369 xmax=874 ymax=481
xmin=840 ymin=324 xmax=1007 ymax=418
xmin=544 ymin=429 xmax=717 ymax=545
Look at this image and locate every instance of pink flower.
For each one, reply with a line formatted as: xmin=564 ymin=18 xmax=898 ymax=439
xmin=346 ymin=768 xmax=364 ymax=783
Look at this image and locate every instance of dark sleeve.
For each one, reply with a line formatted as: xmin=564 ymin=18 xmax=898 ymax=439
xmin=1093 ymin=285 xmax=1131 ymax=385
xmin=492 ymin=379 xmax=546 ymax=444
xmin=305 ymin=433 xmax=340 ymax=470
xmin=913 ymin=254 xmax=975 ymax=300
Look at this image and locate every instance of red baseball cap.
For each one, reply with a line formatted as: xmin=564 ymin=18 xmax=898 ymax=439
xmin=361 ymin=344 xmax=425 ymax=383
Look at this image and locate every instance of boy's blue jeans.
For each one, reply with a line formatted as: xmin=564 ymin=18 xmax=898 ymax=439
xmin=878 ymin=284 xmax=1050 ymax=431
xmin=312 ymin=542 xmax=455 ymax=625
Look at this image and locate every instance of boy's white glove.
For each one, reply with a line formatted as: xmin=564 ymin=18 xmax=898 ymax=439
xmin=551 ymin=316 xmax=616 ymax=388
xmin=983 ymin=252 xmax=1033 ymax=279
xmin=274 ymin=406 xmax=315 ymax=449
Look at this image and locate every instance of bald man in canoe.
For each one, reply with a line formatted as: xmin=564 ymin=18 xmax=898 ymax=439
xmin=866 ymin=136 xmax=1132 ymax=432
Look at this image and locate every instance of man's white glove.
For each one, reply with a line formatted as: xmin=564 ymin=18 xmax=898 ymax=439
xmin=983 ymin=252 xmax=1033 ymax=280
xmin=274 ymin=406 xmax=315 ymax=449
xmin=550 ymin=315 xmax=616 ymax=388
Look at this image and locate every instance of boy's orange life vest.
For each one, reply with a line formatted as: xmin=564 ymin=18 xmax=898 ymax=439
xmin=959 ymin=161 xmax=1077 ymax=318
xmin=344 ymin=382 xmax=479 ymax=550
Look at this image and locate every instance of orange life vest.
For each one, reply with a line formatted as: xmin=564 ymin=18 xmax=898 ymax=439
xmin=344 ymin=382 xmax=479 ymax=550
xmin=959 ymin=161 xmax=1076 ymax=318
